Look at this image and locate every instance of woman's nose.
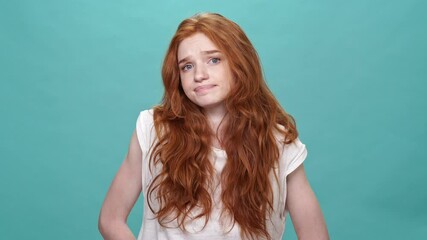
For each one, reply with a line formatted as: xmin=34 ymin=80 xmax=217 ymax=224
xmin=194 ymin=65 xmax=208 ymax=82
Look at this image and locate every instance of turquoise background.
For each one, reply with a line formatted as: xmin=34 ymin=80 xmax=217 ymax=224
xmin=1 ymin=0 xmax=426 ymax=239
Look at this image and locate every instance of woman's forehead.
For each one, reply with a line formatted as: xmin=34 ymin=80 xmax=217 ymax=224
xmin=177 ymin=33 xmax=221 ymax=60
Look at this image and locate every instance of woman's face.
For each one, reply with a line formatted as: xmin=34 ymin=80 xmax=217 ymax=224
xmin=177 ymin=33 xmax=233 ymax=113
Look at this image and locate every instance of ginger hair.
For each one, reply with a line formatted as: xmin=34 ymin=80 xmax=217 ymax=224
xmin=147 ymin=13 xmax=298 ymax=240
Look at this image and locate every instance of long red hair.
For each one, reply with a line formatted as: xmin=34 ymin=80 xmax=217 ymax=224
xmin=147 ymin=13 xmax=298 ymax=239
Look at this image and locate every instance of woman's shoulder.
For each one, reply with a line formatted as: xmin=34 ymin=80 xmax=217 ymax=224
xmin=139 ymin=108 xmax=154 ymax=117
xmin=274 ymin=124 xmax=296 ymax=144
xmin=273 ymin=124 xmax=307 ymax=174
xmin=137 ymin=108 xmax=155 ymax=125
xmin=135 ymin=109 xmax=157 ymax=149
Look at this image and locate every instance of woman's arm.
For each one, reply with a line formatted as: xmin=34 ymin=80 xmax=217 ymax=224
xmin=98 ymin=130 xmax=142 ymax=240
xmin=286 ymin=164 xmax=329 ymax=240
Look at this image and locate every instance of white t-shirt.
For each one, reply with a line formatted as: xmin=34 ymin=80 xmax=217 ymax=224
xmin=135 ymin=109 xmax=307 ymax=240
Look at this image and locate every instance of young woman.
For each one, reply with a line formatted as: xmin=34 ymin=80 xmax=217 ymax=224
xmin=99 ymin=13 xmax=329 ymax=240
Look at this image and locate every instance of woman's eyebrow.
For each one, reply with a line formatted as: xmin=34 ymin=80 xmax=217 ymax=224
xmin=202 ymin=50 xmax=221 ymax=55
xmin=178 ymin=57 xmax=190 ymax=65
xmin=178 ymin=50 xmax=222 ymax=65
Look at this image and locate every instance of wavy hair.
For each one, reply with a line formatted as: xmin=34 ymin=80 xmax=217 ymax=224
xmin=147 ymin=13 xmax=298 ymax=240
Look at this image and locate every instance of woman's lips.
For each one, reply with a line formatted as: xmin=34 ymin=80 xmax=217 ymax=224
xmin=195 ymin=84 xmax=216 ymax=94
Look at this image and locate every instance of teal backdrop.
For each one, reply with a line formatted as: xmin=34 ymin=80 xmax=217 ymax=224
xmin=1 ymin=0 xmax=426 ymax=239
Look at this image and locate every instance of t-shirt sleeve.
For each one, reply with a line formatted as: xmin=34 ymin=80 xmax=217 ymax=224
xmin=135 ymin=109 xmax=154 ymax=151
xmin=135 ymin=112 xmax=145 ymax=151
xmin=284 ymin=137 xmax=308 ymax=176
xmin=135 ymin=109 xmax=155 ymax=195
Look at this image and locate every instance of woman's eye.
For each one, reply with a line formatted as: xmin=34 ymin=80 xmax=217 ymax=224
xmin=209 ymin=58 xmax=220 ymax=64
xmin=182 ymin=64 xmax=193 ymax=71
